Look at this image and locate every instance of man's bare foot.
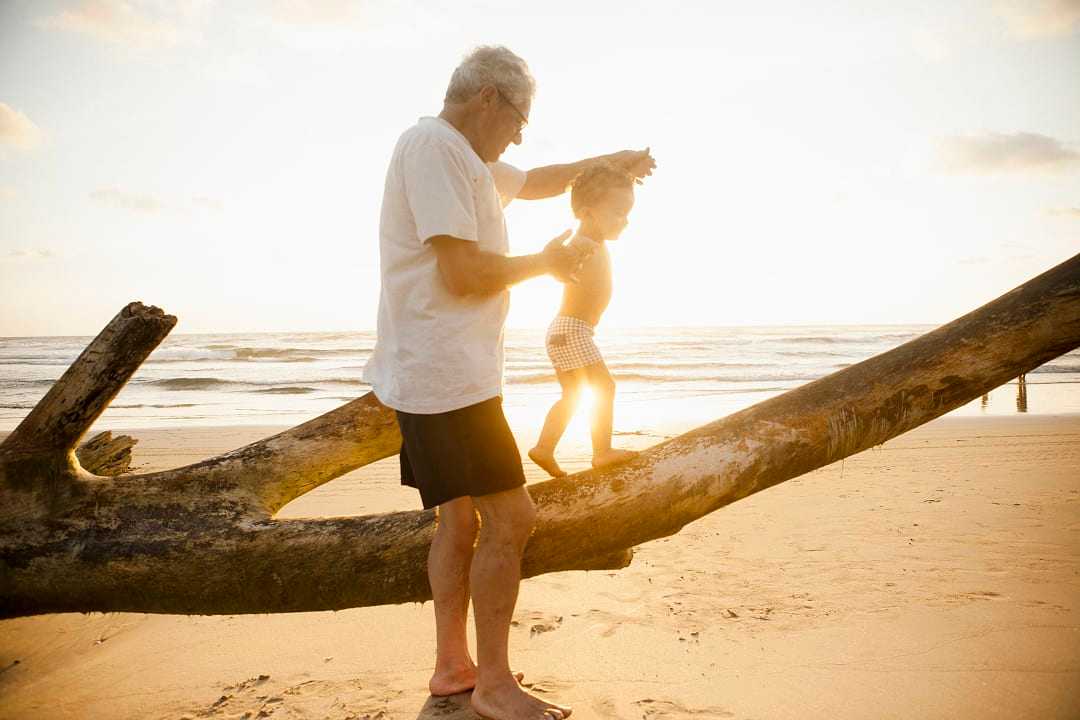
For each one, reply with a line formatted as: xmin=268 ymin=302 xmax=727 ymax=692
xmin=592 ymin=447 xmax=638 ymax=469
xmin=472 ymin=679 xmax=572 ymax=720
xmin=528 ymin=447 xmax=567 ymax=478
xmin=429 ymin=664 xmax=525 ymax=697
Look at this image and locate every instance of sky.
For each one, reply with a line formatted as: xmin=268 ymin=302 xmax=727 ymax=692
xmin=1 ymin=0 xmax=1078 ymax=336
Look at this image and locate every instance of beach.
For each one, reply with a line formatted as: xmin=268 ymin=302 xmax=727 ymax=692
xmin=5 ymin=0 xmax=1079 ymax=716
xmin=2 ymin=412 xmax=1078 ymax=719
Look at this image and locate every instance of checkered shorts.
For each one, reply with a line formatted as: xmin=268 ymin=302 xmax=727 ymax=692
xmin=545 ymin=315 xmax=603 ymax=372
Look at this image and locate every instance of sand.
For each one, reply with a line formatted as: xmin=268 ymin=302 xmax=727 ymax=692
xmin=1 ymin=414 xmax=1078 ymax=719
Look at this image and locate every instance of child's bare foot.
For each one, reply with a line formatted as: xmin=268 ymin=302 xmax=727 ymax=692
xmin=472 ymin=678 xmax=571 ymax=719
xmin=592 ymin=448 xmax=638 ymax=469
xmin=528 ymin=447 xmax=567 ymax=478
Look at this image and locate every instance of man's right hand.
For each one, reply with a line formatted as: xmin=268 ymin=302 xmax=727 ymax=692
xmin=541 ymin=229 xmax=588 ymax=283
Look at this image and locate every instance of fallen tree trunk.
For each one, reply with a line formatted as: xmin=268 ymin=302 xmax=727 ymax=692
xmin=1 ymin=254 xmax=1078 ymax=618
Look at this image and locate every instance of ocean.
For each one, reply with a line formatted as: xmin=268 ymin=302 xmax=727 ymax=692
xmin=2 ymin=326 xmax=1078 ymax=437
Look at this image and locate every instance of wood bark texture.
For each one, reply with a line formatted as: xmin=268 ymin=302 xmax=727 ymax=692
xmin=75 ymin=432 xmax=138 ymax=476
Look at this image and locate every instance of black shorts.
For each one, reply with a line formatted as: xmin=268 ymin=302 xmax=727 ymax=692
xmin=396 ymin=396 xmax=526 ymax=509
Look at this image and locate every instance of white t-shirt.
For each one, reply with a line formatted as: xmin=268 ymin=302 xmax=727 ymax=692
xmin=363 ymin=116 xmax=527 ymax=414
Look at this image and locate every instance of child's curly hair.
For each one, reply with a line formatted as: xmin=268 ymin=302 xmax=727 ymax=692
xmin=570 ymin=161 xmax=636 ymax=219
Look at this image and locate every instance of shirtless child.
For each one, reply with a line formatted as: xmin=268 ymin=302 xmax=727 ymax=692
xmin=529 ymin=159 xmax=651 ymax=477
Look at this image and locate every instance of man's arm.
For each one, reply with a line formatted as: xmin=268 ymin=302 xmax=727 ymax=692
xmin=518 ymin=147 xmax=657 ymax=200
xmin=431 ymin=230 xmax=582 ymax=296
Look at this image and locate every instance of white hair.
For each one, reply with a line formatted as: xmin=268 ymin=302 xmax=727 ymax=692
xmin=444 ymin=45 xmax=535 ymax=108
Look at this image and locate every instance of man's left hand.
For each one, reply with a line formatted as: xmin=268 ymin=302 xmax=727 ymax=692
xmin=608 ymin=147 xmax=657 ymax=183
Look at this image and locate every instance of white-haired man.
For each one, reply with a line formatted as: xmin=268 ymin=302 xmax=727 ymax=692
xmin=364 ymin=46 xmax=654 ymax=720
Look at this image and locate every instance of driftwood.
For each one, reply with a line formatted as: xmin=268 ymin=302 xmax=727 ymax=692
xmin=75 ymin=431 xmax=138 ymax=476
xmin=1 ymin=253 xmax=1078 ymax=618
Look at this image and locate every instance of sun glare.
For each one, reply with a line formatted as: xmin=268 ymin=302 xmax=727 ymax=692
xmin=577 ymin=385 xmax=596 ymax=420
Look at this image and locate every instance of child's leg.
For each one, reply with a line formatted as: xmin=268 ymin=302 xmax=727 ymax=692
xmin=583 ymin=361 xmax=638 ymax=469
xmin=528 ymin=369 xmax=585 ymax=478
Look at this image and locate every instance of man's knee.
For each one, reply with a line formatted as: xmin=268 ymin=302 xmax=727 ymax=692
xmin=512 ymin=494 xmax=538 ymax=532
xmin=436 ymin=498 xmax=479 ymax=551
xmin=495 ymin=490 xmax=536 ymax=537
xmin=475 ymin=488 xmax=536 ymax=549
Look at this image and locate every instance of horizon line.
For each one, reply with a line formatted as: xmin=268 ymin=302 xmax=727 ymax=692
xmin=0 ymin=320 xmax=945 ymax=340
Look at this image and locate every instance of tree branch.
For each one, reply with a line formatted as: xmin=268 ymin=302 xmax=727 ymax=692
xmin=2 ymin=302 xmax=174 ymax=458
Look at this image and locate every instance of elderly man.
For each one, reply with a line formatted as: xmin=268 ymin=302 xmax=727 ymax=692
xmin=363 ymin=46 xmax=653 ymax=720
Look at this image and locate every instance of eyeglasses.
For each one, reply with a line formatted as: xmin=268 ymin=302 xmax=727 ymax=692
xmin=496 ymin=88 xmax=528 ymax=133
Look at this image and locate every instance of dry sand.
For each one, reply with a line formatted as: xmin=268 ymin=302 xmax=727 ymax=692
xmin=2 ymin=414 xmax=1078 ymax=719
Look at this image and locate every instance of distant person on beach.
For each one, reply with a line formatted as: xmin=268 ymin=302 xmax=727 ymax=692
xmin=363 ymin=45 xmax=653 ymax=720
xmin=529 ymin=161 xmax=651 ymax=478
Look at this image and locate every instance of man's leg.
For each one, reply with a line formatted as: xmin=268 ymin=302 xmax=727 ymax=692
xmin=528 ymin=369 xmax=585 ymax=478
xmin=428 ymin=496 xmax=480 ymax=696
xmin=584 ymin=362 xmax=637 ymax=468
xmin=469 ymin=487 xmax=572 ymax=720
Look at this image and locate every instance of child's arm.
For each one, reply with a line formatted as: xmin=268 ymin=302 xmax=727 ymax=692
xmin=518 ymin=148 xmax=656 ymax=200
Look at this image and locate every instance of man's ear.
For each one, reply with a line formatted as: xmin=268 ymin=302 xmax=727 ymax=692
xmin=478 ymin=84 xmax=499 ymax=107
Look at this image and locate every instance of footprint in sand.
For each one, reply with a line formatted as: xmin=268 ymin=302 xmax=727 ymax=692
xmin=419 ymin=694 xmax=478 ymax=719
xmin=188 ymin=674 xmax=272 ymax=718
xmin=949 ymin=590 xmax=1004 ymax=603
xmin=580 ymin=607 xmax=636 ymax=637
xmin=523 ymin=677 xmax=574 ymax=694
xmin=224 ymin=673 xmax=271 ymax=693
xmin=511 ymin=611 xmax=564 ymax=637
xmin=1021 ymin=599 xmax=1069 ymax=613
xmin=589 ymin=695 xmax=622 ymax=719
xmin=184 ymin=675 xmax=401 ymax=719
xmin=634 ymin=698 xmax=735 ymax=719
